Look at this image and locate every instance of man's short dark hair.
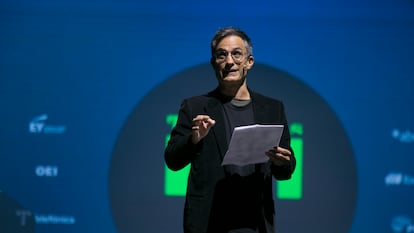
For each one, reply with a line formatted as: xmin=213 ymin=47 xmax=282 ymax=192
xmin=210 ymin=26 xmax=253 ymax=56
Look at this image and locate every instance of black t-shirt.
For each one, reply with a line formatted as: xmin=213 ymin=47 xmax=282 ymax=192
xmin=215 ymin=98 xmax=263 ymax=233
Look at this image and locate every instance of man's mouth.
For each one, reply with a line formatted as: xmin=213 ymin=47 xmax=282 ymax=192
xmin=223 ymin=69 xmax=238 ymax=75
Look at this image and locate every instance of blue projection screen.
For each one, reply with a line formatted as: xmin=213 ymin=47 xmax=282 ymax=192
xmin=1 ymin=1 xmax=414 ymax=233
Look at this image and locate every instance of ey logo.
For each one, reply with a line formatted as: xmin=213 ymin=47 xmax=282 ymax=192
xmin=164 ymin=114 xmax=303 ymax=200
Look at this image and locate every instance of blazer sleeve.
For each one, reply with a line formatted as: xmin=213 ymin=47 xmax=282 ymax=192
xmin=164 ymin=99 xmax=202 ymax=171
xmin=271 ymin=101 xmax=296 ymax=180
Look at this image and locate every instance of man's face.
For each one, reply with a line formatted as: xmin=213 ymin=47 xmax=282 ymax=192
xmin=212 ymin=35 xmax=254 ymax=85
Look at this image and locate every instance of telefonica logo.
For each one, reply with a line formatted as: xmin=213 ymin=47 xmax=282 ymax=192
xmin=392 ymin=128 xmax=414 ymax=143
xmin=34 ymin=214 xmax=76 ymax=225
xmin=385 ymin=172 xmax=414 ymax=186
xmin=29 ymin=114 xmax=66 ymax=134
xmin=392 ymin=216 xmax=414 ymax=233
xmin=16 ymin=211 xmax=75 ymax=226
xmin=15 ymin=209 xmax=32 ymax=226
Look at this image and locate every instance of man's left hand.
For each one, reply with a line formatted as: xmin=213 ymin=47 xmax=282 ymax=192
xmin=265 ymin=146 xmax=291 ymax=166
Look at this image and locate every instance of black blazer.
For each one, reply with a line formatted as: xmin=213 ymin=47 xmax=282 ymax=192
xmin=165 ymin=88 xmax=296 ymax=233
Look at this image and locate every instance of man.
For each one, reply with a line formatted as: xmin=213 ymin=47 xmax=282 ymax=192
xmin=164 ymin=26 xmax=296 ymax=233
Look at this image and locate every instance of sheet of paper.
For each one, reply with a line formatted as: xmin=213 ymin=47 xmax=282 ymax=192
xmin=221 ymin=124 xmax=284 ymax=166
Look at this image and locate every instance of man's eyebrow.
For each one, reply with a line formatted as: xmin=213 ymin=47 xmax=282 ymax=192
xmin=215 ymin=47 xmax=243 ymax=51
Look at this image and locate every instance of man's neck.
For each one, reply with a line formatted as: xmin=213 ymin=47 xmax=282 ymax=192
xmin=219 ymin=83 xmax=250 ymax=100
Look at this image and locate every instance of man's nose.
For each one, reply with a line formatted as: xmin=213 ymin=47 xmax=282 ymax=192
xmin=224 ymin=62 xmax=234 ymax=70
xmin=225 ymin=53 xmax=234 ymax=63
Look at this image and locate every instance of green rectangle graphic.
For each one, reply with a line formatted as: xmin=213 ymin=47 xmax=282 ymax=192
xmin=164 ymin=163 xmax=190 ymax=196
xmin=276 ymin=137 xmax=303 ymax=199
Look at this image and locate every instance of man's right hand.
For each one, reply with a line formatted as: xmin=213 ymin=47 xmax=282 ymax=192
xmin=191 ymin=115 xmax=216 ymax=144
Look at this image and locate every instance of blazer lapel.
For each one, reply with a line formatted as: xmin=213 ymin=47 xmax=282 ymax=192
xmin=205 ymin=96 xmax=228 ymax=161
xmin=251 ymin=92 xmax=268 ymax=124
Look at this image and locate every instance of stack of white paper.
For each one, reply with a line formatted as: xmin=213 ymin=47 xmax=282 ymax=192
xmin=221 ymin=124 xmax=284 ymax=166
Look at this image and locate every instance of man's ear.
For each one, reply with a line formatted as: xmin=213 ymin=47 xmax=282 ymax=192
xmin=244 ymin=55 xmax=255 ymax=70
